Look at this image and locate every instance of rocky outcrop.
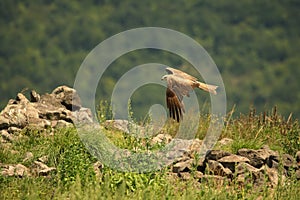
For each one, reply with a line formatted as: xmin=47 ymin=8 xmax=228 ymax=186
xmin=1 ymin=154 xmax=56 ymax=177
xmin=0 ymin=85 xmax=93 ymax=134
xmin=168 ymin=142 xmax=300 ymax=188
xmin=105 ymin=119 xmax=300 ymax=187
xmin=0 ymin=87 xmax=299 ymax=189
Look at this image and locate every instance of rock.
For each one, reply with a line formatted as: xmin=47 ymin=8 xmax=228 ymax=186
xmin=30 ymin=90 xmax=40 ymax=102
xmin=93 ymin=161 xmax=103 ymax=177
xmin=205 ymin=150 xmax=232 ymax=161
xmin=33 ymin=161 xmax=56 ymax=176
xmin=0 ymin=115 xmax=9 ymax=129
xmin=236 ymin=162 xmax=260 ymax=175
xmin=52 ymin=85 xmax=81 ymax=111
xmin=7 ymin=126 xmax=22 ymax=134
xmin=27 ymin=118 xmax=51 ymax=130
xmin=72 ymin=107 xmax=94 ymax=124
xmin=33 ymin=161 xmax=49 ymax=169
xmin=15 ymin=164 xmax=30 ymax=177
xmin=178 ymin=172 xmax=192 ymax=181
xmin=0 ymin=85 xmax=93 ymax=133
xmin=1 ymin=165 xmax=15 ymax=176
xmin=193 ymin=171 xmax=204 ymax=179
xmin=188 ymin=139 xmax=203 ymax=156
xmin=267 ymin=159 xmax=280 ymax=169
xmin=1 ymin=130 xmax=14 ymax=142
xmin=38 ymin=167 xmax=56 ymax=176
xmin=16 ymin=93 xmax=30 ymax=104
xmin=172 ymin=159 xmax=192 ymax=173
xmin=237 ymin=146 xmax=279 ymax=168
xmin=207 ymin=160 xmax=232 ymax=178
xmin=218 ymin=155 xmax=250 ymax=172
xmin=23 ymin=152 xmax=34 ymax=162
xmin=1 ymin=164 xmax=30 ymax=177
xmin=0 ymin=104 xmax=28 ymax=129
xmin=0 ymin=96 xmax=40 ymax=129
xmin=151 ymin=133 xmax=172 ymax=145
xmin=265 ymin=166 xmax=279 ymax=187
xmin=38 ymin=155 xmax=48 ymax=163
xmin=281 ymin=153 xmax=295 ymax=169
xmin=235 ymin=162 xmax=265 ymax=187
xmin=54 ymin=119 xmax=73 ymax=128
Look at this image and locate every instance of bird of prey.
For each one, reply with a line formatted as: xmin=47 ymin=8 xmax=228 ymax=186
xmin=161 ymin=67 xmax=218 ymax=122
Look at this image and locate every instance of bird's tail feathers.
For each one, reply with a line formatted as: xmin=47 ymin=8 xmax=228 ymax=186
xmin=197 ymin=82 xmax=218 ymax=95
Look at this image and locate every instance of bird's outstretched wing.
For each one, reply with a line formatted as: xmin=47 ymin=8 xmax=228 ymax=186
xmin=165 ymin=67 xmax=197 ymax=81
xmin=167 ymin=67 xmax=218 ymax=95
xmin=166 ymin=87 xmax=184 ymax=122
xmin=163 ymin=67 xmax=218 ymax=122
xmin=165 ymin=73 xmax=194 ymax=122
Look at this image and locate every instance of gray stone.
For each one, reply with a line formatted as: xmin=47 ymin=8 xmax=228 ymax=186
xmin=38 ymin=155 xmax=49 ymax=163
xmin=205 ymin=150 xmax=232 ymax=161
xmin=38 ymin=167 xmax=56 ymax=176
xmin=30 ymin=118 xmax=52 ymax=130
xmin=7 ymin=126 xmax=22 ymax=134
xmin=0 ymin=85 xmax=93 ymax=133
xmin=30 ymin=90 xmax=40 ymax=102
xmin=0 ymin=115 xmax=9 ymax=129
xmin=188 ymin=139 xmax=203 ymax=156
xmin=207 ymin=160 xmax=232 ymax=178
xmin=54 ymin=119 xmax=73 ymax=128
xmin=218 ymin=155 xmax=250 ymax=172
xmin=93 ymin=161 xmax=103 ymax=177
xmin=16 ymin=93 xmax=30 ymax=104
xmin=265 ymin=166 xmax=279 ymax=187
xmin=1 ymin=130 xmax=14 ymax=142
xmin=178 ymin=172 xmax=192 ymax=181
xmin=173 ymin=159 xmax=192 ymax=173
xmin=237 ymin=146 xmax=279 ymax=168
xmin=236 ymin=162 xmax=260 ymax=175
xmin=15 ymin=164 xmax=30 ymax=177
xmin=52 ymin=85 xmax=82 ymax=111
xmin=235 ymin=162 xmax=265 ymax=187
xmin=33 ymin=161 xmax=56 ymax=176
xmin=193 ymin=171 xmax=204 ymax=179
xmin=1 ymin=164 xmax=30 ymax=177
xmin=281 ymin=153 xmax=295 ymax=169
xmin=72 ymin=107 xmax=94 ymax=124
xmin=0 ymin=104 xmax=28 ymax=128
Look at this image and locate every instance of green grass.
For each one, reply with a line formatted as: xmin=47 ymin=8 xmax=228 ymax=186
xmin=0 ymin=107 xmax=299 ymax=199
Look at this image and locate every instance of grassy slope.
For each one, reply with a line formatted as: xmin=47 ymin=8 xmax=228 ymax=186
xmin=0 ymin=108 xmax=299 ymax=199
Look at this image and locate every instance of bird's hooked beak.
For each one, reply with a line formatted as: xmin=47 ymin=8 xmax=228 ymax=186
xmin=161 ymin=75 xmax=167 ymax=81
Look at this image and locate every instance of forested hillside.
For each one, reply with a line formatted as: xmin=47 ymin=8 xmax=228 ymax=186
xmin=1 ymin=0 xmax=299 ymax=119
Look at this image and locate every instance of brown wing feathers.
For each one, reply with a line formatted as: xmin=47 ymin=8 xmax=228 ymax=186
xmin=164 ymin=67 xmax=218 ymax=122
xmin=166 ymin=88 xmax=183 ymax=122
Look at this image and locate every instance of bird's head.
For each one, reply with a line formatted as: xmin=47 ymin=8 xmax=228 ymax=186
xmin=161 ymin=75 xmax=168 ymax=81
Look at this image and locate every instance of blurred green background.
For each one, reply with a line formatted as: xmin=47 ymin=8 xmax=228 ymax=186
xmin=0 ymin=0 xmax=299 ymax=119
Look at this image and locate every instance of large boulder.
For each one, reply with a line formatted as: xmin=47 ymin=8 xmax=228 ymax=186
xmin=237 ymin=145 xmax=279 ymax=168
xmin=0 ymin=85 xmax=93 ymax=134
